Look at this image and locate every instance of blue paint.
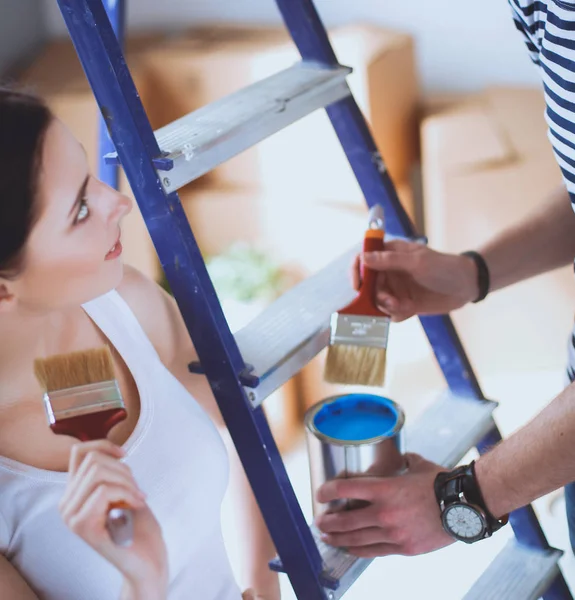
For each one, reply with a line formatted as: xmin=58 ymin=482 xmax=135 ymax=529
xmin=313 ymin=394 xmax=399 ymax=442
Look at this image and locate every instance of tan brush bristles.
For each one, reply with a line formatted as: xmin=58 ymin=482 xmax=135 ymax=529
xmin=324 ymin=344 xmax=387 ymax=387
xmin=33 ymin=346 xmax=116 ymax=392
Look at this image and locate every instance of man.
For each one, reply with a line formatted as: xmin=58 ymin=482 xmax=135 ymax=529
xmin=316 ymin=0 xmax=575 ymax=558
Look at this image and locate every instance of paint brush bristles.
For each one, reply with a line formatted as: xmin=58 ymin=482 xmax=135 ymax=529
xmin=34 ymin=346 xmax=115 ymax=392
xmin=323 ymin=204 xmax=390 ymax=387
xmin=34 ymin=346 xmax=124 ymax=426
xmin=324 ymin=334 xmax=388 ymax=387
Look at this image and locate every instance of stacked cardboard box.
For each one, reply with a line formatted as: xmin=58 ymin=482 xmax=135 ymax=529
xmin=422 ymin=87 xmax=575 ymax=378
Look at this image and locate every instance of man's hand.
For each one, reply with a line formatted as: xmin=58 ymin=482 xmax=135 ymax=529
xmin=352 ymin=240 xmax=479 ymax=322
xmin=315 ymin=454 xmax=454 ymax=558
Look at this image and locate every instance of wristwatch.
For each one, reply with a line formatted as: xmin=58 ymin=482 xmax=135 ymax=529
xmin=434 ymin=461 xmax=508 ymax=544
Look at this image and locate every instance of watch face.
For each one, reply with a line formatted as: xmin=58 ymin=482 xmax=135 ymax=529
xmin=442 ymin=504 xmax=485 ymax=542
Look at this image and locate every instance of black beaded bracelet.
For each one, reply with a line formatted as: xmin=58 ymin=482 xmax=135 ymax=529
xmin=460 ymin=250 xmax=490 ymax=303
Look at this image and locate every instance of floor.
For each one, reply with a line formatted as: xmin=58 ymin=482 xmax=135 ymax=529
xmin=220 ymin=309 xmax=575 ymax=599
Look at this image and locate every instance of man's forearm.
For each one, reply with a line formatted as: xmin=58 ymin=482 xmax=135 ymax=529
xmin=476 ymin=381 xmax=575 ymax=518
xmin=477 ymin=184 xmax=575 ymax=292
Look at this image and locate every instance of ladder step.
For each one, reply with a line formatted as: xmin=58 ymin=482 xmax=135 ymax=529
xmin=405 ymin=392 xmax=498 ymax=468
xmin=270 ymin=523 xmax=372 ymax=598
xmin=463 ymin=539 xmax=562 ymax=600
xmin=190 ymin=234 xmax=422 ymax=403
xmin=106 ymin=62 xmax=352 ymax=194
xmin=270 ymin=392 xmax=499 ymax=595
xmin=234 ymin=245 xmax=359 ymax=407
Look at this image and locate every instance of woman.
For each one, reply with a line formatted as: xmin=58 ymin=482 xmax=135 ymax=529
xmin=0 ymin=87 xmax=279 ymax=599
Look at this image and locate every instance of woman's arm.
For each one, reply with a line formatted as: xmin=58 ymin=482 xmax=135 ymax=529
xmin=118 ymin=267 xmax=280 ymax=598
xmin=0 ymin=555 xmax=39 ymax=599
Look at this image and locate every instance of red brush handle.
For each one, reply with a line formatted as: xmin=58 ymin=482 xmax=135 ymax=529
xmin=51 ymin=407 xmax=134 ymax=546
xmin=50 ymin=408 xmax=128 ymax=442
xmin=340 ymin=229 xmax=386 ymax=317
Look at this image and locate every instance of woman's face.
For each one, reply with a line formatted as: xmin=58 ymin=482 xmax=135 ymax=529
xmin=5 ymin=118 xmax=132 ymax=313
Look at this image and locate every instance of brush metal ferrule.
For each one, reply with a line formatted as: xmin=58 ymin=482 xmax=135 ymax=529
xmin=329 ymin=313 xmax=390 ymax=349
xmin=368 ymin=204 xmax=385 ymax=231
xmin=43 ymin=380 xmax=124 ymax=425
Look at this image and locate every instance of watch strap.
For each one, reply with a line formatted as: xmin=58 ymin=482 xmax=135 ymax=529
xmin=463 ymin=461 xmax=509 ymax=533
xmin=461 ymin=250 xmax=490 ymax=303
xmin=434 ymin=461 xmax=508 ymax=536
xmin=435 ymin=465 xmax=466 ymax=506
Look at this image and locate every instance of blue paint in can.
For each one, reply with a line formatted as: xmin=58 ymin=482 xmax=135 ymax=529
xmin=313 ymin=394 xmax=399 ymax=442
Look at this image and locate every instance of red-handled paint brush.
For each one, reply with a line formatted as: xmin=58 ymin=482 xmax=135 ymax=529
xmin=323 ymin=204 xmax=390 ymax=387
xmin=34 ymin=346 xmax=134 ymax=547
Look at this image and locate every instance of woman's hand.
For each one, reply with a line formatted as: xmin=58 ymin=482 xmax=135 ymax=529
xmin=353 ymin=239 xmax=479 ymax=322
xmin=60 ymin=440 xmax=168 ymax=600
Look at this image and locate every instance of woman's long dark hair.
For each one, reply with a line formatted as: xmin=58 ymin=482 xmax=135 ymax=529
xmin=0 ymin=87 xmax=51 ymax=278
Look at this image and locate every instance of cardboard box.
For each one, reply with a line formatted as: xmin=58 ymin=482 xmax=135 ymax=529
xmin=422 ymin=87 xmax=575 ymax=376
xmin=177 ymin=184 xmax=263 ymax=257
xmin=18 ymin=36 xmax=167 ymax=172
xmin=143 ymin=24 xmax=420 ymax=208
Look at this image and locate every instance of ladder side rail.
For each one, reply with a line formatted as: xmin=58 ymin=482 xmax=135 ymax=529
xmin=98 ymin=0 xmax=125 ymax=189
xmin=273 ymin=0 xmax=484 ymax=398
xmin=57 ymin=2 xmax=327 ymax=597
xmin=275 ymin=2 xmax=573 ymax=598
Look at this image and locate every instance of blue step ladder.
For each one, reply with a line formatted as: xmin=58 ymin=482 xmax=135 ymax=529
xmin=56 ymin=1 xmax=572 ymax=597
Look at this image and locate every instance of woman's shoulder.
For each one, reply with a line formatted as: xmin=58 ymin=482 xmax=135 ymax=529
xmin=116 ymin=265 xmax=165 ymax=317
xmin=115 ymin=266 xmax=194 ymax=368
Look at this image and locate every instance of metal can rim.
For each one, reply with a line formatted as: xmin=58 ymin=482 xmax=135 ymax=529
xmin=304 ymin=393 xmax=405 ymax=447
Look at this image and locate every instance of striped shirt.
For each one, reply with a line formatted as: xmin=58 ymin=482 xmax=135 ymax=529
xmin=508 ymin=0 xmax=575 ymax=203
xmin=507 ymin=1 xmax=575 ymax=382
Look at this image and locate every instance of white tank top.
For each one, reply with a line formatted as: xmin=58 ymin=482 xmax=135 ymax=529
xmin=0 ymin=290 xmax=241 ymax=600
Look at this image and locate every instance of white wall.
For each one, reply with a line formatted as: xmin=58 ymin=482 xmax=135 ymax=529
xmin=0 ymin=0 xmax=45 ymax=74
xmin=42 ymin=0 xmax=541 ymax=95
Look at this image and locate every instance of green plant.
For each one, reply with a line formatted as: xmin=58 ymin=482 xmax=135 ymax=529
xmin=206 ymin=243 xmax=285 ymax=303
xmin=158 ymin=242 xmax=286 ymax=303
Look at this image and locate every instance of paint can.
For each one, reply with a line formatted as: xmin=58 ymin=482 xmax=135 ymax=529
xmin=304 ymin=393 xmax=406 ymax=517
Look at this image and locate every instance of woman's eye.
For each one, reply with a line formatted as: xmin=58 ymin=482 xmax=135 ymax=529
xmin=75 ymin=198 xmax=90 ymax=224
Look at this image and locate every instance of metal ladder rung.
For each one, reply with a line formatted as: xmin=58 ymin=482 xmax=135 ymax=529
xmin=405 ymin=392 xmax=498 ymax=468
xmin=107 ymin=62 xmax=352 ymax=194
xmin=270 ymin=391 xmax=499 ymax=596
xmin=234 ymin=244 xmax=359 ymax=406
xmin=270 ymin=523 xmax=372 ymax=599
xmin=190 ymin=234 xmax=422 ymax=405
xmin=463 ymin=540 xmax=563 ymax=600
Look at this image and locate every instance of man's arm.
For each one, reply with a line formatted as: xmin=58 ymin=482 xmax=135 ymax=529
xmin=315 ymin=380 xmax=575 ymax=557
xmin=359 ymin=184 xmax=575 ymax=323
xmin=476 ymin=380 xmax=575 ymax=518
xmin=477 ymin=184 xmax=575 ymax=292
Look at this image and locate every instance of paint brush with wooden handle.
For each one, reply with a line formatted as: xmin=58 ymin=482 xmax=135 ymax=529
xmin=323 ymin=204 xmax=391 ymax=387
xmin=34 ymin=346 xmax=134 ymax=546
